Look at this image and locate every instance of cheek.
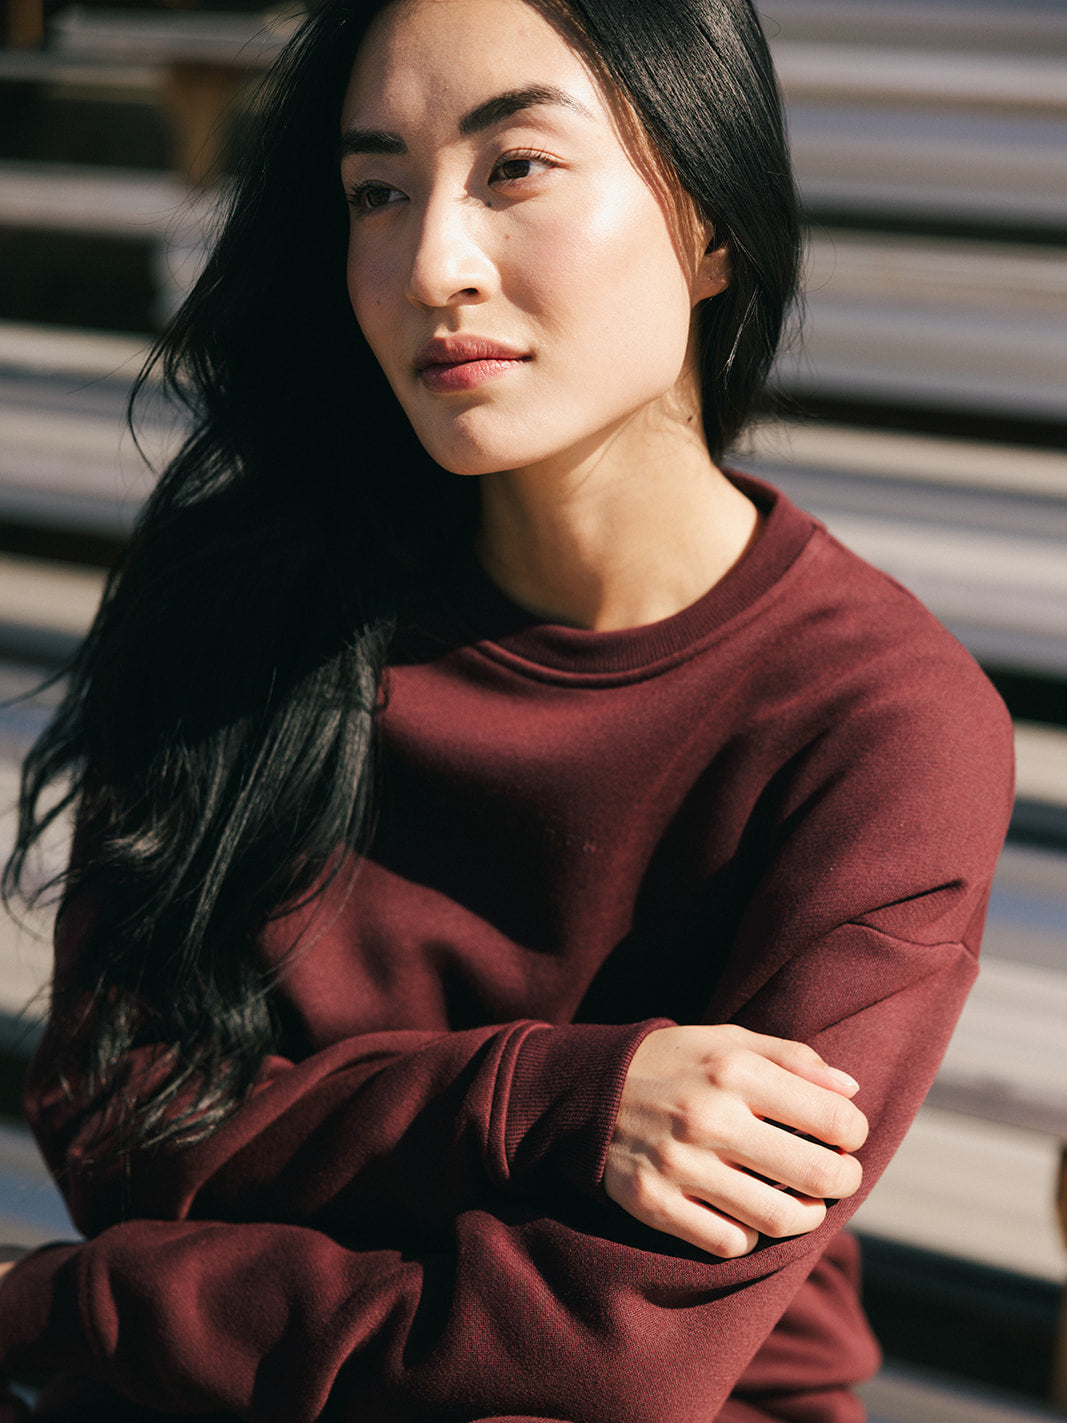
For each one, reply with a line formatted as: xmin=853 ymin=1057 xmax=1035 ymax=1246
xmin=599 ymin=203 xmax=694 ymax=339
xmin=346 ymin=243 xmax=391 ymax=355
xmin=522 ymin=186 xmax=695 ymax=366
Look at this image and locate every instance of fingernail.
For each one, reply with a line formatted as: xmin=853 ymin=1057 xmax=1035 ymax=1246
xmin=827 ymin=1067 xmax=859 ymax=1094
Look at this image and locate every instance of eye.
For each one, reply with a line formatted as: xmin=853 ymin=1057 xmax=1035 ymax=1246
xmin=346 ymin=181 xmax=405 ymax=216
xmin=490 ymin=151 xmax=558 ymax=186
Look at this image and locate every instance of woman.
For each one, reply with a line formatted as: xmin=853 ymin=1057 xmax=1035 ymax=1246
xmin=0 ymin=0 xmax=1013 ymax=1418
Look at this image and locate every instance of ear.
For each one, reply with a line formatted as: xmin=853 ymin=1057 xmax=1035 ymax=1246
xmin=693 ymin=238 xmax=731 ymax=304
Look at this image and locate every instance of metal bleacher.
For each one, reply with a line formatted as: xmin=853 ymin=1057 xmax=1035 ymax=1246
xmin=0 ymin=0 xmax=1066 ymax=1415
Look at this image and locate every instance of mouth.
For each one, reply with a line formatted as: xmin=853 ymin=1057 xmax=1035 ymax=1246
xmin=414 ymin=336 xmax=531 ymax=393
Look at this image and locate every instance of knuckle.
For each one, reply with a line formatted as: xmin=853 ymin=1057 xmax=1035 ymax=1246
xmin=791 ymin=1040 xmax=824 ymax=1071
xmin=629 ymin=1169 xmax=662 ymax=1216
xmin=820 ymin=1097 xmax=859 ymax=1147
xmin=798 ymin=1154 xmax=839 ymax=1200
xmin=670 ymin=1103 xmax=699 ymax=1147
xmin=823 ymin=1099 xmax=851 ymax=1142
xmin=755 ymin=1196 xmax=794 ymax=1239
xmin=651 ymin=1137 xmax=686 ymax=1180
xmin=628 ymin=1175 xmax=675 ymax=1230
xmin=711 ymin=1226 xmax=757 ymax=1260
xmin=807 ymin=1149 xmax=863 ymax=1201
xmin=711 ymin=1050 xmax=751 ymax=1096
xmin=676 ymin=1103 xmax=720 ymax=1149
xmin=760 ymin=1194 xmax=824 ymax=1239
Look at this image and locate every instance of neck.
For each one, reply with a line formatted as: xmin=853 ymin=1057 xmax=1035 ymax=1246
xmin=474 ymin=409 xmax=761 ymax=632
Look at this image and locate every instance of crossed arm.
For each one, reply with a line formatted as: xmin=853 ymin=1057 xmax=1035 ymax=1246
xmin=0 ymin=917 xmax=974 ymax=1422
xmin=0 ymin=1030 xmax=864 ymax=1421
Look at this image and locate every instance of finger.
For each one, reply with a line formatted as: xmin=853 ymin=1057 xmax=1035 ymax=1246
xmin=721 ymin=1028 xmax=860 ymax=1099
xmin=609 ymin=1166 xmax=760 ymax=1258
xmin=735 ymin=1118 xmax=864 ymax=1201
xmin=691 ymin=1167 xmax=831 ymax=1240
xmin=647 ymin=1124 xmax=858 ymax=1209
xmin=660 ymin=1149 xmax=834 ymax=1240
xmin=735 ymin=1059 xmax=869 ymax=1152
xmin=656 ymin=1192 xmax=761 ymax=1259
xmin=611 ymin=1151 xmax=838 ymax=1255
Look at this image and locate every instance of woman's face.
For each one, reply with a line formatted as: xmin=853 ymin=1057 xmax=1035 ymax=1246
xmin=340 ymin=0 xmax=727 ymax=480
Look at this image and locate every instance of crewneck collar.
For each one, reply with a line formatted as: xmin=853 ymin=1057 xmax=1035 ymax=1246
xmin=411 ymin=474 xmax=817 ymax=683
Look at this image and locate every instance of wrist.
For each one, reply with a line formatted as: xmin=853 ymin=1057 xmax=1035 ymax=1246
xmin=503 ymin=1018 xmax=675 ymax=1195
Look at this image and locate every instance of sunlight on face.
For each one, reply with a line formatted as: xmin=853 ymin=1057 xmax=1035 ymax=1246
xmin=340 ymin=0 xmax=727 ymax=481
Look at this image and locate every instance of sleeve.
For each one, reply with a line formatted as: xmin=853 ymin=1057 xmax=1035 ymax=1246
xmin=1 ymin=644 xmax=1016 ymax=1421
xmin=27 ymin=928 xmax=664 ymax=1236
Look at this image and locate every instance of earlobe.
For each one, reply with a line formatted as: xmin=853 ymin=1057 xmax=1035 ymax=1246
xmin=694 ymin=240 xmax=731 ymax=304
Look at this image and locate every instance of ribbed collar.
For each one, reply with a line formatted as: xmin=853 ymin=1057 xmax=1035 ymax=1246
xmin=408 ymin=473 xmax=817 ymax=683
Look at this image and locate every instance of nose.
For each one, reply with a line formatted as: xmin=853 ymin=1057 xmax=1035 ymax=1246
xmin=405 ymin=194 xmax=495 ymax=311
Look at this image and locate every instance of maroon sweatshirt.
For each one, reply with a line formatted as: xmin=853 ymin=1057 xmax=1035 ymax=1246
xmin=0 ymin=476 xmax=1014 ymax=1421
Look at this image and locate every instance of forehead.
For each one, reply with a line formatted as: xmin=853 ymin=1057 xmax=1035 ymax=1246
xmin=341 ymin=0 xmax=604 ymax=128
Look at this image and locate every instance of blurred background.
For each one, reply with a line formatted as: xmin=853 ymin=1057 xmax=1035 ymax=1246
xmin=0 ymin=0 xmax=1065 ymax=1418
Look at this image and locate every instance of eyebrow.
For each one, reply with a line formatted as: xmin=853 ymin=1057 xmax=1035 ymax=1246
xmin=339 ymin=85 xmax=593 ymax=159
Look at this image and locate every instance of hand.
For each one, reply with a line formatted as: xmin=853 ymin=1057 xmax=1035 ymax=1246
xmin=605 ymin=1024 xmax=868 ymax=1258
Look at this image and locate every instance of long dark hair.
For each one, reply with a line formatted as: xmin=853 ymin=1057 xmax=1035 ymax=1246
xmin=4 ymin=0 xmax=800 ymax=1162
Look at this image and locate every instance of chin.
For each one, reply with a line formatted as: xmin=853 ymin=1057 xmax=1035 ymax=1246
xmin=414 ymin=429 xmax=540 ymax=480
xmin=421 ymin=446 xmax=511 ymax=479
xmin=400 ymin=390 xmax=577 ymax=479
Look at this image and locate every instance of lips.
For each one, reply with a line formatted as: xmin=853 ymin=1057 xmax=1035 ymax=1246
xmin=414 ymin=336 xmax=530 ymax=393
xmin=414 ymin=335 xmax=528 ymax=371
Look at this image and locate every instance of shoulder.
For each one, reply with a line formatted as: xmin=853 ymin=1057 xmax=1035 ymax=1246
xmin=799 ymin=521 xmax=1010 ymax=756
xmin=734 ymin=487 xmax=1012 ymax=767
xmin=710 ymin=481 xmax=1014 ymax=869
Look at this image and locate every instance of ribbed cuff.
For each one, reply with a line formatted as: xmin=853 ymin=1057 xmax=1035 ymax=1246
xmin=0 ymin=1242 xmax=95 ymax=1377
xmin=503 ymin=1018 xmax=673 ymax=1196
